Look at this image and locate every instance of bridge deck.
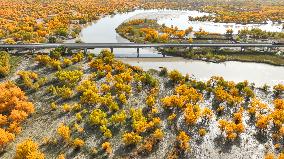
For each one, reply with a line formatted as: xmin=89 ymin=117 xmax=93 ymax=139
xmin=0 ymin=43 xmax=283 ymax=49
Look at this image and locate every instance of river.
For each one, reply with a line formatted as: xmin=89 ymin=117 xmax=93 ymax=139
xmin=68 ymin=9 xmax=284 ymax=86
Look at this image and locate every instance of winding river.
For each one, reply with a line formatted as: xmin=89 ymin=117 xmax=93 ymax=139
xmin=69 ymin=9 xmax=284 ymax=86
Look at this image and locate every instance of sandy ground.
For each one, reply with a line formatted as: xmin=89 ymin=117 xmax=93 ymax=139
xmin=0 ymin=56 xmax=282 ymax=159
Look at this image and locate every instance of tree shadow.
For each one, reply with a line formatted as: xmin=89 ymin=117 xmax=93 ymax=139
xmin=213 ymin=134 xmax=241 ymax=153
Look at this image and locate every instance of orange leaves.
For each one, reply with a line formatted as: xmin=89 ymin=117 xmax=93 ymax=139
xmin=0 ymin=51 xmax=10 ymax=76
xmin=0 ymin=128 xmax=15 ymax=149
xmin=122 ymin=132 xmax=142 ymax=145
xmin=184 ymin=104 xmax=201 ymax=125
xmin=9 ymin=110 xmax=28 ymax=123
xmin=0 ymin=81 xmax=34 ymax=147
xmin=72 ymin=138 xmax=85 ymax=149
xmin=15 ymin=139 xmax=44 ymax=159
xmin=255 ymin=115 xmax=270 ymax=130
xmin=102 ymin=142 xmax=112 ymax=154
xmin=176 ymin=131 xmax=190 ymax=151
xmin=57 ymin=124 xmax=71 ymax=142
xmin=162 ymin=84 xmax=203 ymax=109
xmin=218 ymin=119 xmax=245 ymax=140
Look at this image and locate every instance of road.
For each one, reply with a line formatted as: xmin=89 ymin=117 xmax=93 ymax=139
xmin=0 ymin=43 xmax=283 ymax=49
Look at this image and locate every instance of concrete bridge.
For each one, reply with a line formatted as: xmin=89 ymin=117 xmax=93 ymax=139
xmin=0 ymin=43 xmax=283 ymax=57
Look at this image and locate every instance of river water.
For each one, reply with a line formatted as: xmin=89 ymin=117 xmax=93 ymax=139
xmin=69 ymin=9 xmax=284 ymax=86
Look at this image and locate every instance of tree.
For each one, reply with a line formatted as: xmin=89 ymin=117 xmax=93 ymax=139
xmin=57 ymin=124 xmax=70 ymax=142
xmin=0 ymin=51 xmax=11 ymax=76
xmin=0 ymin=128 xmax=15 ymax=150
xmin=122 ymin=132 xmax=142 ymax=145
xmin=176 ymin=131 xmax=190 ymax=151
xmin=102 ymin=142 xmax=112 ymax=154
xmin=15 ymin=139 xmax=45 ymax=159
xmin=188 ymin=38 xmax=193 ymax=43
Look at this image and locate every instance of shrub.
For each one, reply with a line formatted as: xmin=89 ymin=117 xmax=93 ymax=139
xmin=89 ymin=109 xmax=108 ymax=125
xmin=100 ymin=125 xmax=112 ymax=138
xmin=35 ymin=55 xmax=51 ymax=66
xmin=0 ymin=81 xmax=34 ymax=147
xmin=17 ymin=71 xmax=47 ymax=90
xmin=274 ymin=84 xmax=284 ymax=96
xmin=0 ymin=51 xmax=10 ymax=76
xmin=63 ymin=58 xmax=72 ymax=67
xmin=122 ymin=132 xmax=142 ymax=145
xmin=159 ymin=67 xmax=168 ymax=76
xmin=168 ymin=70 xmax=183 ymax=83
xmin=110 ymin=111 xmax=127 ymax=125
xmin=55 ymin=70 xmax=83 ymax=87
xmin=198 ymin=128 xmax=207 ymax=137
xmin=72 ymin=52 xmax=84 ymax=63
xmin=184 ymin=104 xmax=201 ymax=125
xmin=176 ymin=131 xmax=190 ymax=151
xmin=72 ymin=138 xmax=85 ymax=149
xmin=15 ymin=139 xmax=45 ymax=159
xmin=0 ymin=128 xmax=15 ymax=150
xmin=140 ymin=73 xmax=158 ymax=88
xmin=102 ymin=142 xmax=112 ymax=154
xmin=57 ymin=124 xmax=70 ymax=142
xmin=50 ymin=47 xmax=64 ymax=59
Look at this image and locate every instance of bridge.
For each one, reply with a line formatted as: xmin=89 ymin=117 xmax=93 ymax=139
xmin=0 ymin=43 xmax=283 ymax=57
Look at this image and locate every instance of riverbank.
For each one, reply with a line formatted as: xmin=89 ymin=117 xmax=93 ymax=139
xmin=116 ymin=19 xmax=284 ymax=66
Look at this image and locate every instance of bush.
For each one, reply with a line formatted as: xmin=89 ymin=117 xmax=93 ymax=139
xmin=57 ymin=124 xmax=70 ymax=142
xmin=72 ymin=52 xmax=84 ymax=63
xmin=0 ymin=128 xmax=15 ymax=150
xmin=55 ymin=70 xmax=83 ymax=87
xmin=168 ymin=70 xmax=183 ymax=83
xmin=0 ymin=81 xmax=34 ymax=147
xmin=72 ymin=138 xmax=85 ymax=149
xmin=89 ymin=109 xmax=108 ymax=125
xmin=176 ymin=131 xmax=190 ymax=151
xmin=122 ymin=132 xmax=142 ymax=145
xmin=159 ymin=67 xmax=168 ymax=76
xmin=0 ymin=51 xmax=10 ymax=76
xmin=102 ymin=142 xmax=112 ymax=154
xmin=17 ymin=71 xmax=47 ymax=90
xmin=15 ymin=139 xmax=45 ymax=159
xmin=50 ymin=47 xmax=65 ymax=59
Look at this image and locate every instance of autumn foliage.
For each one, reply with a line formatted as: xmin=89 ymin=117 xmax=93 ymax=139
xmin=0 ymin=81 xmax=34 ymax=149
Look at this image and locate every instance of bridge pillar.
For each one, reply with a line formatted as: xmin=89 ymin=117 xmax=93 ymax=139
xmin=137 ymin=48 xmax=140 ymax=58
xmin=110 ymin=48 xmax=113 ymax=53
xmin=84 ymin=48 xmax=88 ymax=55
xmin=241 ymin=47 xmax=245 ymax=52
xmin=64 ymin=47 xmax=68 ymax=54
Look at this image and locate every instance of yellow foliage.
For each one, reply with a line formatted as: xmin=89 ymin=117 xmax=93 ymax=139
xmin=198 ymin=128 xmax=207 ymax=137
xmin=102 ymin=142 xmax=112 ymax=154
xmin=184 ymin=104 xmax=201 ymax=125
xmin=0 ymin=128 xmax=15 ymax=149
xmin=57 ymin=124 xmax=70 ymax=142
xmin=89 ymin=109 xmax=108 ymax=125
xmin=122 ymin=132 xmax=142 ymax=145
xmin=176 ymin=131 xmax=190 ymax=151
xmin=72 ymin=138 xmax=84 ymax=149
xmin=0 ymin=51 xmax=10 ymax=76
xmin=15 ymin=139 xmax=45 ymax=159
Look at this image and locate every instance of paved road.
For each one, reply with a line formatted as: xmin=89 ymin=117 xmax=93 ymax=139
xmin=0 ymin=43 xmax=283 ymax=49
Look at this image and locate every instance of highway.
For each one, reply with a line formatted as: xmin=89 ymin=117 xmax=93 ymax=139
xmin=0 ymin=43 xmax=283 ymax=49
